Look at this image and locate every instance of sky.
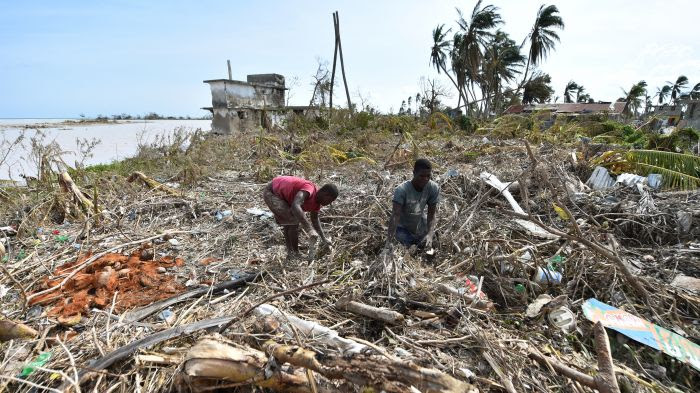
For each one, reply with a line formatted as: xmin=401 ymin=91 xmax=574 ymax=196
xmin=1 ymin=0 xmax=699 ymax=118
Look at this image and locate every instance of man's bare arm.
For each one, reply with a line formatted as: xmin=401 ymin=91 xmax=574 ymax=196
xmin=386 ymin=202 xmax=402 ymax=246
xmin=291 ymin=191 xmax=315 ymax=235
xmin=425 ymin=203 xmax=437 ymax=246
xmin=310 ymin=211 xmax=326 ymax=242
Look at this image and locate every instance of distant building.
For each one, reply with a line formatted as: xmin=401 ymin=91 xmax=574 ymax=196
xmin=202 ymin=73 xmax=317 ymax=134
xmin=649 ymin=99 xmax=700 ymax=131
xmin=503 ymin=102 xmax=626 ymax=117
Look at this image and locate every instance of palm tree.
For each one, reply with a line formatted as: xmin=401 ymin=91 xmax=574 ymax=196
xmin=520 ymin=5 xmax=564 ymax=87
xmin=563 ymin=81 xmax=579 ymax=103
xmin=453 ymin=1 xmax=502 ymax=111
xmin=655 ymin=85 xmax=671 ymax=105
xmin=523 ymin=72 xmax=554 ymax=104
xmin=430 ymin=24 xmax=467 ymax=105
xmin=575 ymin=85 xmax=586 ymax=102
xmin=680 ymin=82 xmax=700 ymax=100
xmin=480 ymin=30 xmax=524 ymax=114
xmin=578 ymin=94 xmax=592 ymax=103
xmin=621 ymin=80 xmax=647 ymax=118
xmin=668 ymin=75 xmax=688 ymax=103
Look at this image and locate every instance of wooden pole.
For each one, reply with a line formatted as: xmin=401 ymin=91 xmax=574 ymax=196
xmin=329 ymin=12 xmax=339 ymax=116
xmin=227 ymin=59 xmax=232 ymax=80
xmin=334 ymin=11 xmax=353 ymax=113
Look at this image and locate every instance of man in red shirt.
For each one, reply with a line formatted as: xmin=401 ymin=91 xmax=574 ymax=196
xmin=263 ymin=176 xmax=338 ymax=259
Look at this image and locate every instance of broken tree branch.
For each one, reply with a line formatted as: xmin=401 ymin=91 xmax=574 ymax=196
xmin=182 ymin=337 xmax=335 ymax=393
xmin=528 ymin=349 xmax=597 ymax=389
xmin=58 ymin=171 xmax=94 ymax=215
xmin=126 ymin=171 xmax=179 ymax=196
xmin=593 ymin=322 xmax=621 ymax=393
xmin=335 ymin=298 xmax=404 ymax=325
xmin=263 ymin=340 xmax=478 ymax=393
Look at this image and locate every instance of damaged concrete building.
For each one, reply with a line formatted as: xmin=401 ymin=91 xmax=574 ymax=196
xmin=649 ymin=99 xmax=700 ymax=132
xmin=202 ymin=73 xmax=315 ymax=134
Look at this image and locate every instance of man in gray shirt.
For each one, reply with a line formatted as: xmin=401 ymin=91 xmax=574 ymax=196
xmin=386 ymin=158 xmax=440 ymax=249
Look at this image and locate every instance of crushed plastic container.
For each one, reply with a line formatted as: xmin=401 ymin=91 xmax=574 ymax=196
xmin=532 ymin=267 xmax=562 ymax=284
xmin=647 ymin=174 xmax=663 ymax=189
xmin=19 ymin=352 xmax=51 ymax=378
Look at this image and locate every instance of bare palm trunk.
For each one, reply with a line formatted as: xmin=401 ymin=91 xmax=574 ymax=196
xmin=519 ymin=54 xmax=532 ymax=92
xmin=440 ymin=63 xmax=468 ymax=110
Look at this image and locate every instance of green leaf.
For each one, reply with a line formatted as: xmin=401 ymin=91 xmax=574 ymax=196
xmin=625 ymin=150 xmax=700 ymax=190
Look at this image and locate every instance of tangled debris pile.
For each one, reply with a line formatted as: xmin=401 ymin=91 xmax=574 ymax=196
xmin=0 ymin=123 xmax=698 ymax=392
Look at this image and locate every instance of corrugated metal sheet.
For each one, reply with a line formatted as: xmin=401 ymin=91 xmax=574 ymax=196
xmin=586 ymin=166 xmax=616 ymax=190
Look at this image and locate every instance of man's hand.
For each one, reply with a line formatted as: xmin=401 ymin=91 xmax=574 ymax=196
xmin=309 ymin=229 xmax=319 ymax=240
xmin=384 ymin=239 xmax=394 ymax=253
xmin=424 ymin=233 xmax=434 ymax=250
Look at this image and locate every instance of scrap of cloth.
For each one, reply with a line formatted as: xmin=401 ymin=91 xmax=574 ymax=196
xmin=270 ymin=176 xmax=321 ymax=212
xmin=393 ymin=180 xmax=440 ymax=237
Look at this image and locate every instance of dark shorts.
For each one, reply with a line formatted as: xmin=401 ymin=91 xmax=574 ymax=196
xmin=263 ymin=183 xmax=299 ymax=226
xmin=395 ymin=226 xmax=425 ymax=246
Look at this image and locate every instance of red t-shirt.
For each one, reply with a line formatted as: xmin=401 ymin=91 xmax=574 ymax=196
xmin=271 ymin=176 xmax=321 ymax=212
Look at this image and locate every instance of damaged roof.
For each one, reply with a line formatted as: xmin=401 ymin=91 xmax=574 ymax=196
xmin=505 ymin=102 xmax=625 ymax=115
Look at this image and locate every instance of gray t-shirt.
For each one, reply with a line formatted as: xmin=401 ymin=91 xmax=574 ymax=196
xmin=392 ymin=180 xmax=440 ymax=236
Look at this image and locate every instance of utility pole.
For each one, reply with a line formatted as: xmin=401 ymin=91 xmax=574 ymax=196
xmin=329 ymin=11 xmax=352 ymax=116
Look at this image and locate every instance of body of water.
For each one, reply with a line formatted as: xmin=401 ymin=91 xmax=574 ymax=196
xmin=0 ymin=119 xmax=211 ymax=181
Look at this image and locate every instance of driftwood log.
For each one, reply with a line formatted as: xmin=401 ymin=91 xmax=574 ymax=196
xmin=263 ymin=340 xmax=478 ymax=393
xmin=180 ymin=336 xmax=477 ymax=393
xmin=0 ymin=319 xmax=38 ymax=342
xmin=58 ymin=171 xmax=94 ymax=215
xmin=127 ymin=171 xmax=179 ymax=196
xmin=180 ymin=337 xmax=338 ymax=393
xmin=335 ymin=297 xmax=405 ymax=325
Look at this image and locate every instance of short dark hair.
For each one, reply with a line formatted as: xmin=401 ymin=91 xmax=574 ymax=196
xmin=319 ymin=183 xmax=339 ymax=198
xmin=414 ymin=158 xmax=432 ymax=172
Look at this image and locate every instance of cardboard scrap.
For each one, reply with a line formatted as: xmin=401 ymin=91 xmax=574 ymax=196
xmin=582 ymin=298 xmax=700 ymax=371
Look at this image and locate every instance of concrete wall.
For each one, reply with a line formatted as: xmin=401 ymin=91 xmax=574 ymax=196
xmin=206 ymin=80 xmax=285 ymax=110
xmin=207 ymin=81 xmax=281 ymax=109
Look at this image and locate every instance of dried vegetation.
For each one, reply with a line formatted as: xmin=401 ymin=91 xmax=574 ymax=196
xmin=0 ymin=112 xmax=698 ymax=393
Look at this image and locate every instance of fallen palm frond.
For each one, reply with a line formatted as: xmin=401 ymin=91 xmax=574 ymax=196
xmin=593 ymin=149 xmax=700 ymax=189
xmin=428 ymin=112 xmax=454 ymax=132
xmin=126 ymin=171 xmax=180 ymax=196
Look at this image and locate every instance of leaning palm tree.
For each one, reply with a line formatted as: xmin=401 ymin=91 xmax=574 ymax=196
xmin=563 ymin=81 xmax=578 ymax=103
xmin=430 ymin=24 xmax=467 ymax=106
xmin=668 ymin=75 xmax=689 ymax=103
xmin=681 ymin=82 xmax=700 ymax=100
xmin=520 ymin=4 xmax=564 ymax=87
xmin=621 ymin=80 xmax=648 ymax=118
xmin=655 ymin=85 xmax=671 ymax=105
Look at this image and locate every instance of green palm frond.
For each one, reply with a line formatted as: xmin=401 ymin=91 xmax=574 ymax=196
xmin=598 ymin=150 xmax=700 ymax=190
